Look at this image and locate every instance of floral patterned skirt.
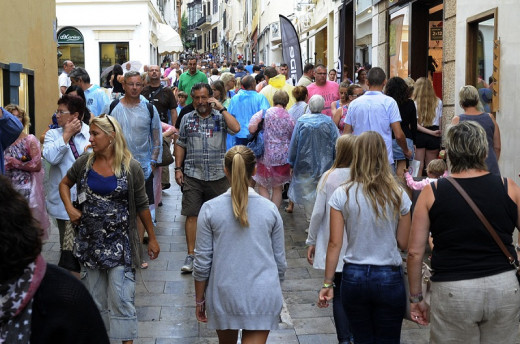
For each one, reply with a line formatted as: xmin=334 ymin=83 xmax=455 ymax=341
xmin=253 ymin=162 xmax=291 ymax=188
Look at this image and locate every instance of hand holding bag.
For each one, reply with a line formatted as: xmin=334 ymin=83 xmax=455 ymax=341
xmin=246 ymin=109 xmax=266 ymax=158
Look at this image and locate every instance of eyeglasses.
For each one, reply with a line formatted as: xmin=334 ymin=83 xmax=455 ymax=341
xmin=55 ymin=110 xmax=71 ymax=116
xmin=125 ymin=83 xmax=143 ymax=88
xmin=99 ymin=114 xmax=116 ymax=132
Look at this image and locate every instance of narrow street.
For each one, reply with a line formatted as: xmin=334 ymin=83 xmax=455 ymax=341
xmin=42 ymin=174 xmax=434 ymax=343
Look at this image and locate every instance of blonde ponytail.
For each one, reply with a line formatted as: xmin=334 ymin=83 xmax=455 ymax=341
xmin=225 ymin=146 xmax=256 ymax=227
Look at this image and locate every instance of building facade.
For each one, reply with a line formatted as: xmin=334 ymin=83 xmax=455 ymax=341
xmin=56 ymin=0 xmax=179 ymax=86
xmin=0 ymin=0 xmax=58 ymax=137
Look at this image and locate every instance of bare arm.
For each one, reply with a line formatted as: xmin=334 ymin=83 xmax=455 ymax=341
xmin=391 ymin=122 xmax=412 ymax=159
xmin=343 ymin=123 xmax=353 ymax=134
xmin=173 ymin=143 xmax=186 ymax=186
xmin=406 ymin=184 xmax=434 ymax=325
xmin=59 ymin=175 xmax=82 ymax=224
xmin=489 ymin=114 xmax=501 ymax=160
xmin=138 ymin=208 xmax=160 ymax=260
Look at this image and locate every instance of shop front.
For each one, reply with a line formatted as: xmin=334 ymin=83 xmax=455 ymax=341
xmin=388 ymin=0 xmax=444 ymax=97
xmin=57 ymin=27 xmax=85 ymax=74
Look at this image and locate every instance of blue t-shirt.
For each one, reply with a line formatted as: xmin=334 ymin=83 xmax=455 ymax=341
xmin=87 ymin=169 xmax=117 ymax=195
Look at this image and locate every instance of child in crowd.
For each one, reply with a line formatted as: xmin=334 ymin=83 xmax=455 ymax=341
xmin=176 ymin=91 xmax=188 ymax=114
xmin=404 ymin=158 xmax=447 ymax=190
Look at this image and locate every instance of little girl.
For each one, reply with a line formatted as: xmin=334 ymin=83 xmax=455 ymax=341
xmin=404 ymin=158 xmax=447 ymax=191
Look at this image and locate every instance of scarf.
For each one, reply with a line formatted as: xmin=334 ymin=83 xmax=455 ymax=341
xmin=0 ymin=255 xmax=47 ymax=343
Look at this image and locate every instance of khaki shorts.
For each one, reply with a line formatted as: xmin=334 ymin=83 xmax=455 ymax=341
xmin=181 ymin=175 xmax=229 ymax=217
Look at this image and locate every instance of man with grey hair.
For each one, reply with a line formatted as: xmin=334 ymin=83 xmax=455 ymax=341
xmin=343 ymin=66 xmax=411 ymax=165
xmin=108 ymin=71 xmax=162 ymax=266
xmin=59 ymin=60 xmax=75 ymax=95
xmin=69 ymin=67 xmax=109 ymax=117
xmin=288 ymin=94 xmax=339 ymax=225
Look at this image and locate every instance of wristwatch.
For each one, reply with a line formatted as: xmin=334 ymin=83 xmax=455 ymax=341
xmin=219 ymin=107 xmax=227 ymax=113
xmin=409 ymin=292 xmax=423 ymax=303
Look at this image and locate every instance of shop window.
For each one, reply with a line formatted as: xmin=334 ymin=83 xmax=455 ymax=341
xmin=99 ymin=42 xmax=129 ymax=79
xmin=466 ymin=9 xmax=498 ymax=111
xmin=0 ymin=63 xmax=35 ymax=134
xmin=57 ymin=27 xmax=85 ymax=74
xmin=389 ymin=6 xmax=409 ymax=79
xmin=355 ymin=0 xmax=373 ymax=73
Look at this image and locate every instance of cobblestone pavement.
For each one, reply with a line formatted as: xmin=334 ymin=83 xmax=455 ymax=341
xmin=41 ymin=181 xmax=433 ymax=343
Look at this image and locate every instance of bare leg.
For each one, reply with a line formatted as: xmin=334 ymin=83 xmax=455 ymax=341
xmin=241 ymin=330 xmax=270 ymax=344
xmin=395 ymin=160 xmax=407 ymax=178
xmin=285 ymin=200 xmax=294 ymax=213
xmin=425 ymin=149 xmax=440 ymax=171
xmin=415 ymin=148 xmax=426 ymax=176
xmin=271 ymin=185 xmax=283 ymax=208
xmin=185 ymin=216 xmax=197 ymax=255
xmin=216 ymin=329 xmax=239 ymax=344
xmin=257 ymin=185 xmax=270 ymax=200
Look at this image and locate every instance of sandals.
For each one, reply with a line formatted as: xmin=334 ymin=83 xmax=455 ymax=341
xmin=141 ymin=262 xmax=149 ymax=269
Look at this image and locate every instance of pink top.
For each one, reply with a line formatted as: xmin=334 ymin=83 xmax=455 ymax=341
xmin=405 ymin=171 xmax=448 ymax=190
xmin=307 ymin=81 xmax=340 ymax=118
xmin=249 ymin=107 xmax=295 ymax=166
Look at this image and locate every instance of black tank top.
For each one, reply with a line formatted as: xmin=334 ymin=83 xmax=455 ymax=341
xmin=429 ymin=174 xmax=518 ymax=282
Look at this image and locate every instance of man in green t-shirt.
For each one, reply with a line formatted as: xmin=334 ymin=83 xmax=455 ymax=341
xmin=178 ymin=57 xmax=209 ymax=105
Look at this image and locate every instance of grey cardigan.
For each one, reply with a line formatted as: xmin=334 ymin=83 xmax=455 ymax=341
xmin=66 ymin=153 xmax=149 ymax=269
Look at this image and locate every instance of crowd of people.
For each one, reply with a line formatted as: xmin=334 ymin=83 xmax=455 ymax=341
xmin=0 ymin=53 xmax=517 ymax=344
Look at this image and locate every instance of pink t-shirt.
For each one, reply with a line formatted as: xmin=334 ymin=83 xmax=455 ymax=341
xmin=307 ymin=81 xmax=340 ymax=118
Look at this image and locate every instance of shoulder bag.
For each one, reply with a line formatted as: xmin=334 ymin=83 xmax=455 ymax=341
xmin=246 ymin=109 xmax=266 ymax=158
xmin=446 ymin=177 xmax=520 ymax=283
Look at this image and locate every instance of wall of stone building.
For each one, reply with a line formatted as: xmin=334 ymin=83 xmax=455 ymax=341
xmin=373 ymin=1 xmax=389 ymax=72
xmin=453 ymin=0 xmax=520 ymax=180
xmin=0 ymin=0 xmax=58 ymax=138
xmin=442 ymin=0 xmax=456 ymax=137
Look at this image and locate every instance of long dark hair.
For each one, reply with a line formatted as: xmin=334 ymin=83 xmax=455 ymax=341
xmin=0 ymin=176 xmax=42 ymax=282
xmin=385 ymin=77 xmax=409 ymax=106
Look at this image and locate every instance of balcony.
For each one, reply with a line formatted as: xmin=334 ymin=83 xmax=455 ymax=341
xmin=196 ymin=14 xmax=212 ymax=30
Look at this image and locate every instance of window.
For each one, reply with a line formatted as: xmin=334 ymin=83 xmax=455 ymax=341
xmin=99 ymin=42 xmax=129 ymax=81
xmin=57 ymin=27 xmax=85 ymax=73
xmin=389 ymin=6 xmax=409 ymax=79
xmin=466 ymin=9 xmax=498 ymax=111
xmin=0 ymin=63 xmax=35 ymax=134
xmin=213 ymin=0 xmax=218 ymax=15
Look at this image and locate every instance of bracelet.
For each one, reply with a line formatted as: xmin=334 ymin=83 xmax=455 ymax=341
xmin=322 ymin=282 xmax=336 ymax=289
xmin=196 ymin=299 xmax=205 ymax=306
xmin=174 ymin=166 xmax=183 ymax=171
xmin=409 ymin=292 xmax=423 ymax=303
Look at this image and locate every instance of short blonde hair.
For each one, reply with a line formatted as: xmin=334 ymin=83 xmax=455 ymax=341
xmin=4 ymin=104 xmax=30 ymax=129
xmin=426 ymin=159 xmax=447 ymax=178
xmin=446 ymin=121 xmax=488 ymax=173
xmin=459 ymin=85 xmax=480 ymax=108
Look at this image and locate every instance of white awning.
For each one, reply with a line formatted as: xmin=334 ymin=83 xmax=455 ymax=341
xmin=157 ymin=23 xmax=183 ymax=54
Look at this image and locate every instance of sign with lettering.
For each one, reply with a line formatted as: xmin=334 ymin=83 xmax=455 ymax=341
xmin=57 ymin=27 xmax=84 ymax=44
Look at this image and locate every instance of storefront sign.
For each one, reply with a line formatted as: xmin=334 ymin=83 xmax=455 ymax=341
xmin=429 ymin=21 xmax=443 ymax=48
xmin=430 ymin=27 xmax=443 ymax=41
xmin=57 ymin=27 xmax=84 ymax=44
xmin=279 ymin=15 xmax=303 ymax=82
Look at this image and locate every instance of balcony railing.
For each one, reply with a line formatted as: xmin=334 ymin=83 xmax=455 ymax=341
xmin=196 ymin=14 xmax=212 ymax=28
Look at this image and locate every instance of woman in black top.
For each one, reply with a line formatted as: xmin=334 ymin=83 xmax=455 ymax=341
xmin=110 ymin=64 xmax=125 ymax=99
xmin=407 ymin=121 xmax=520 ymax=343
xmin=385 ymin=76 xmax=417 ymax=177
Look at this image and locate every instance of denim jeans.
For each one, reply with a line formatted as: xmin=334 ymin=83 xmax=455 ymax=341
xmin=333 ymin=272 xmax=353 ymax=343
xmin=81 ymin=265 xmax=138 ymax=340
xmin=341 ymin=264 xmax=406 ymax=344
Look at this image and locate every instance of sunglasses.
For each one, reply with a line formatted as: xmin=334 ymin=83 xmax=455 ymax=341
xmin=99 ymin=114 xmax=116 ymax=132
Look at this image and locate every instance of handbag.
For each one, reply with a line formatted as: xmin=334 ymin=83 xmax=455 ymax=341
xmin=157 ymin=138 xmax=174 ymax=166
xmin=403 ymin=258 xmax=432 ymax=321
xmin=446 ymin=177 xmax=520 ymax=283
xmin=246 ymin=109 xmax=266 ymax=158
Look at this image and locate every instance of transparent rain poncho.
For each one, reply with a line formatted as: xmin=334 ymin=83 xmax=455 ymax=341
xmin=108 ymin=101 xmax=162 ymax=179
xmin=288 ymin=113 xmax=339 ymax=207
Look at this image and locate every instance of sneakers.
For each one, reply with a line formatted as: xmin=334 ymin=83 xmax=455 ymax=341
xmin=181 ymin=254 xmax=195 ymax=273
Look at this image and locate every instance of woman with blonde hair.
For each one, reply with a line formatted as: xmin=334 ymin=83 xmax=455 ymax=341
xmin=4 ymin=104 xmax=50 ymax=239
xmin=318 ymin=131 xmax=412 ymax=343
xmin=307 ymin=134 xmax=356 ymax=344
xmin=220 ymin=72 xmax=237 ymax=99
xmin=59 ymin=114 xmax=160 ymax=344
xmin=413 ymin=77 xmax=443 ymax=176
xmin=451 ymin=85 xmax=500 ymax=175
xmin=194 ymin=145 xmax=286 ymax=344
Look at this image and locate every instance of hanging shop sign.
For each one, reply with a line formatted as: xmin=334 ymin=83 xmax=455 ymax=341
xmin=57 ymin=27 xmax=84 ymax=44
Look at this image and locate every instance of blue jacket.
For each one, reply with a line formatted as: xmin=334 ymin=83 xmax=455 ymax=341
xmin=228 ymin=89 xmax=270 ymax=140
xmin=0 ymin=108 xmax=23 ymax=174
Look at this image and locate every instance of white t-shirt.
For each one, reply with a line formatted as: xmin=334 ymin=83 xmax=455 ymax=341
xmin=328 ymin=183 xmax=411 ymax=266
xmin=58 ymin=71 xmax=71 ymax=89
